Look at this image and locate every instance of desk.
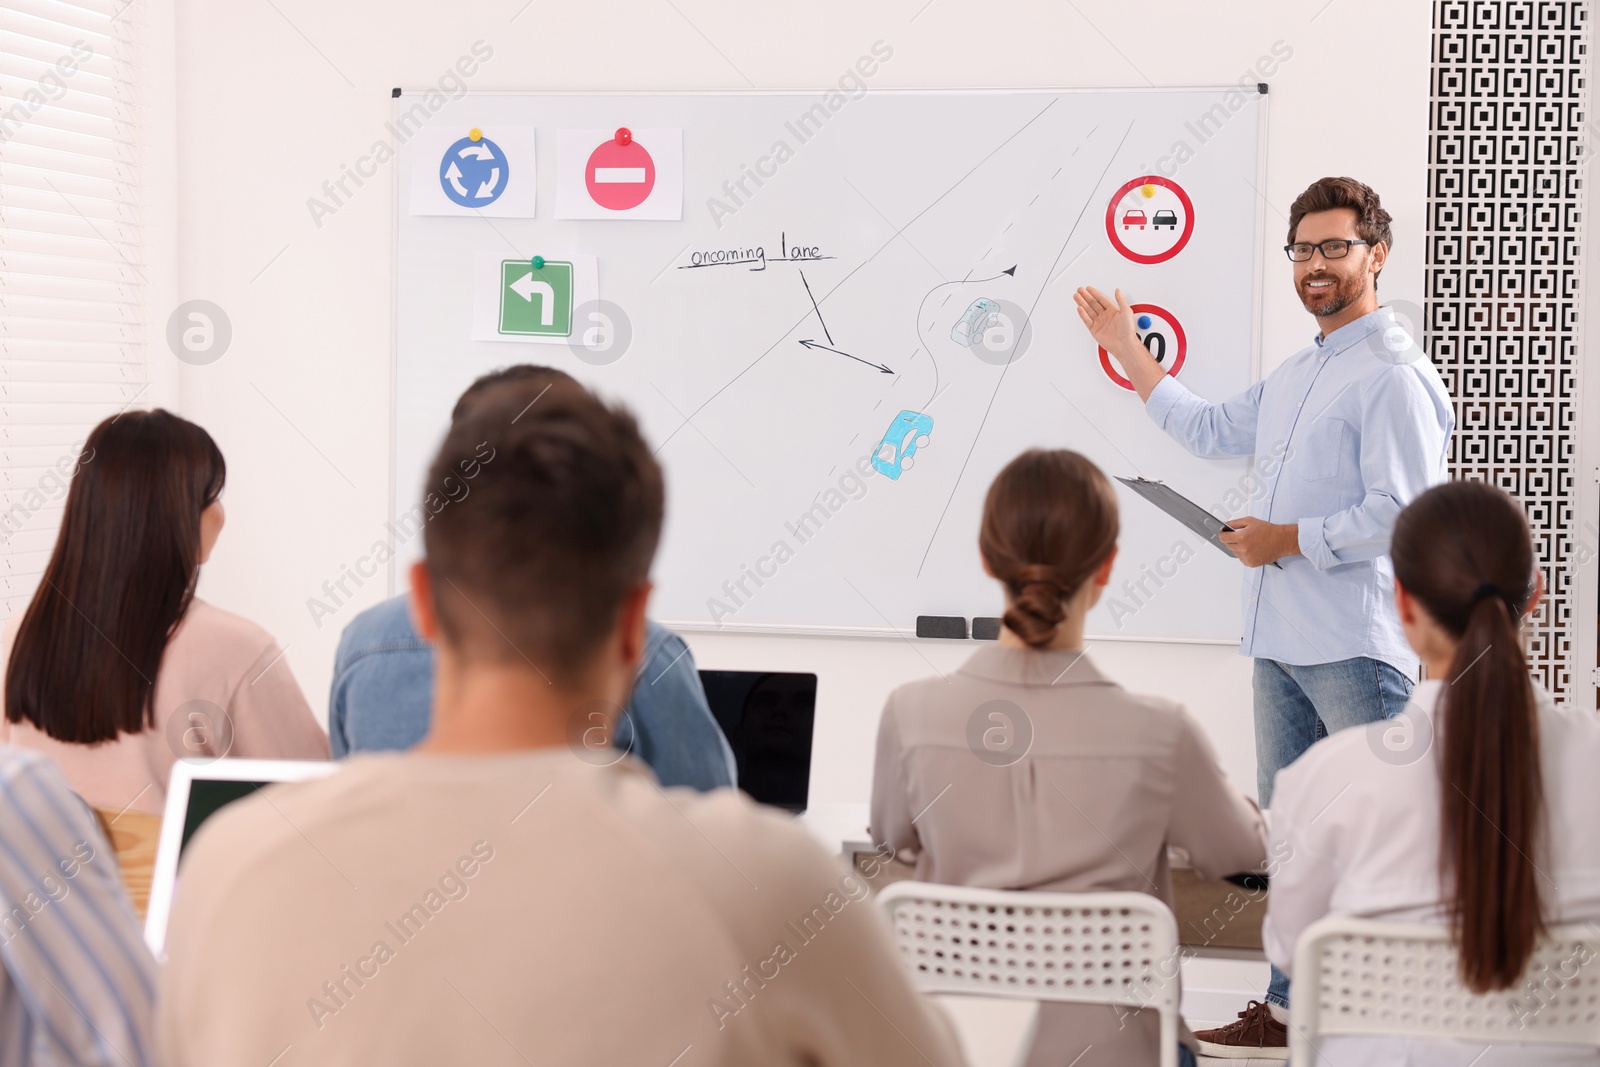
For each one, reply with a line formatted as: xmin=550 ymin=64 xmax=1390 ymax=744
xmin=93 ymin=808 xmax=161 ymax=922
xmin=796 ymin=802 xmax=1265 ymax=956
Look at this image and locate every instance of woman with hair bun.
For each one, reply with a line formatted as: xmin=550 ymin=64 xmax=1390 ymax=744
xmin=870 ymin=448 xmax=1267 ymax=1067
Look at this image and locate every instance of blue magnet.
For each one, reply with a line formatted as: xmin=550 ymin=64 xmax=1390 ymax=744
xmin=1137 ymin=314 xmax=1153 ymax=330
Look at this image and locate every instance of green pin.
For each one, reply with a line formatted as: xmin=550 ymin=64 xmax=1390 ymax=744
xmin=531 ymin=255 xmax=544 ymax=270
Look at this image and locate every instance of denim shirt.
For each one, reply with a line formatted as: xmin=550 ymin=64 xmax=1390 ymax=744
xmin=328 ymin=596 xmax=736 ymax=791
xmin=1144 ymin=306 xmax=1454 ymax=676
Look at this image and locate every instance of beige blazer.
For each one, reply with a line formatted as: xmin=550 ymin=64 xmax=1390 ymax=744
xmin=1 ymin=598 xmax=329 ymax=816
xmin=871 ymin=645 xmax=1267 ymax=1067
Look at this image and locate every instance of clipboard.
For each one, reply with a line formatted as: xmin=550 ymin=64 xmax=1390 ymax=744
xmin=1115 ymin=476 xmax=1284 ymax=569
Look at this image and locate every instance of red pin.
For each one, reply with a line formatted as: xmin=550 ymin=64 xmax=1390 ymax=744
xmin=615 ymin=127 xmax=632 ymax=146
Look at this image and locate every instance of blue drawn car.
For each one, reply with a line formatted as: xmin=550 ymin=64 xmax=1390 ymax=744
xmin=950 ymin=298 xmax=1001 ymax=348
xmin=872 ymin=410 xmax=934 ymax=480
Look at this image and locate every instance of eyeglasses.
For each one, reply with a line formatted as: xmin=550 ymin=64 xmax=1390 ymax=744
xmin=1284 ymin=239 xmax=1370 ymax=262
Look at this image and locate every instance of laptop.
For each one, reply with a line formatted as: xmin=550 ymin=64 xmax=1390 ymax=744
xmin=144 ymin=758 xmax=336 ymax=957
xmin=698 ymin=670 xmax=817 ymax=813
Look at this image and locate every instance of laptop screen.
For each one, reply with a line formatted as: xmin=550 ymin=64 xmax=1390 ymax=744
xmin=698 ymin=670 xmax=817 ymax=813
xmin=146 ymin=759 xmax=337 ymax=957
xmin=179 ymin=779 xmax=272 ymax=854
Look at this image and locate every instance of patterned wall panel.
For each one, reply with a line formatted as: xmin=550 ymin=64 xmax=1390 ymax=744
xmin=1429 ymin=0 xmax=1588 ymax=694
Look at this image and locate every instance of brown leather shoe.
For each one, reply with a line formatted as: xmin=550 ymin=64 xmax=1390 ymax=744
xmin=1193 ymin=1000 xmax=1289 ymax=1060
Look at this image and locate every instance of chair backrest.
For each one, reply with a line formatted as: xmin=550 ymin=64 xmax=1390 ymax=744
xmin=876 ymin=881 xmax=1180 ymax=1066
xmin=1291 ymin=915 xmax=1600 ymax=1061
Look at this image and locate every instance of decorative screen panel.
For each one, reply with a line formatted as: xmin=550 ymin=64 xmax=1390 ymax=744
xmin=1428 ymin=0 xmax=1588 ymax=695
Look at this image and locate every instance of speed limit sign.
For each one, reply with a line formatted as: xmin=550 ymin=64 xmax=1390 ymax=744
xmin=1098 ymin=303 xmax=1187 ymax=390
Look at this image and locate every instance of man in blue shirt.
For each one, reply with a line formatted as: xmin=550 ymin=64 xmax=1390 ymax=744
xmin=1076 ymin=176 xmax=1453 ymax=1055
xmin=331 ymin=602 xmax=734 ymax=790
xmin=330 ymin=366 xmax=735 ymax=792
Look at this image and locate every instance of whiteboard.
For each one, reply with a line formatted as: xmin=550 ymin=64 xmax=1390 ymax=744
xmin=394 ymin=89 xmax=1266 ymax=641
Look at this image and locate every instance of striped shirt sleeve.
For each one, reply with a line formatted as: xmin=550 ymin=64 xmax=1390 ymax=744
xmin=0 ymin=748 xmax=158 ymax=1067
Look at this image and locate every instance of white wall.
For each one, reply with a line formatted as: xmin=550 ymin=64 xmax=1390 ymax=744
xmin=172 ymin=0 xmax=1431 ymax=805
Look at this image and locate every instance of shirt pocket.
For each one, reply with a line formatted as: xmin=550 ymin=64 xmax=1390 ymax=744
xmin=1295 ymin=416 xmax=1349 ymax=482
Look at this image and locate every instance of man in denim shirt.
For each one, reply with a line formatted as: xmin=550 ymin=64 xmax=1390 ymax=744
xmin=328 ymin=366 xmax=735 ymax=791
xmin=1077 ymin=177 xmax=1452 ymax=1056
xmin=329 ymin=599 xmax=734 ymax=790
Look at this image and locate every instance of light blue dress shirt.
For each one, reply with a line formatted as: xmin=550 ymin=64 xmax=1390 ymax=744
xmin=0 ymin=748 xmax=158 ymax=1067
xmin=329 ymin=596 xmax=737 ymax=791
xmin=1143 ymin=306 xmax=1454 ymax=676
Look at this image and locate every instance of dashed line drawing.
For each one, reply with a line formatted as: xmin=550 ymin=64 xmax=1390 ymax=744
xmin=915 ymin=119 xmax=1136 ymax=577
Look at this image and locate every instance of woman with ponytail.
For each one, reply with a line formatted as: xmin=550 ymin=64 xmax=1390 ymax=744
xmin=1265 ymin=480 xmax=1600 ymax=1064
xmin=871 ymin=449 xmax=1267 ymax=1067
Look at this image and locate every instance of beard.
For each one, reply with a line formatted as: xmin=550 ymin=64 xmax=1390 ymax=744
xmin=1297 ymin=268 xmax=1366 ymax=318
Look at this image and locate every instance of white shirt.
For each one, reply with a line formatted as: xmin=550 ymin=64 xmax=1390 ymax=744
xmin=1265 ymin=679 xmax=1600 ymax=1065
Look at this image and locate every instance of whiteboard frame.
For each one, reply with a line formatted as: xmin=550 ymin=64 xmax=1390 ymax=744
xmin=388 ymin=85 xmax=1270 ymax=644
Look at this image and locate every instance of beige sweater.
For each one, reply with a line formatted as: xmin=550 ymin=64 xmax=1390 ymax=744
xmin=1 ymin=597 xmax=329 ymax=815
xmin=158 ymin=749 xmax=964 ymax=1067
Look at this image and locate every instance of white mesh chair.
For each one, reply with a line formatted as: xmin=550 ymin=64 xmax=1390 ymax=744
xmin=877 ymin=882 xmax=1181 ymax=1067
xmin=1290 ymin=916 xmax=1600 ymax=1063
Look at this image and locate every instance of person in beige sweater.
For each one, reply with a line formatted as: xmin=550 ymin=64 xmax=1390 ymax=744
xmin=872 ymin=449 xmax=1268 ymax=1067
xmin=158 ymin=377 xmax=962 ymax=1067
xmin=1 ymin=409 xmax=327 ymax=817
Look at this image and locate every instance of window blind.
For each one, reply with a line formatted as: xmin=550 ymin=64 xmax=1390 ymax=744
xmin=0 ymin=0 xmax=145 ymax=619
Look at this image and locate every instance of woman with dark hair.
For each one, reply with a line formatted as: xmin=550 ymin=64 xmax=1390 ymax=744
xmin=1264 ymin=480 xmax=1600 ymax=1064
xmin=1 ymin=410 xmax=327 ymax=817
xmin=870 ymin=449 xmax=1267 ymax=1067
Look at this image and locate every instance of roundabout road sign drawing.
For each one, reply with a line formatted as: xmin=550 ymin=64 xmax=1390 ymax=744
xmin=409 ymin=126 xmax=535 ymax=217
xmin=440 ymin=135 xmax=510 ymax=208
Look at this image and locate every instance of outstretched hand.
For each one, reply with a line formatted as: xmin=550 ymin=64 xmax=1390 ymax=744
xmin=1073 ymin=286 xmax=1141 ymax=358
xmin=1073 ymin=285 xmax=1165 ymax=401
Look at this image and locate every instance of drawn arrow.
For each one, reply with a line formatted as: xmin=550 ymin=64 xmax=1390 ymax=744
xmin=799 ymin=270 xmax=833 ymax=345
xmin=475 ymin=167 xmax=501 ymax=198
xmin=798 ymin=339 xmax=892 ymax=374
xmin=950 ymin=266 xmax=1017 ymax=286
xmin=458 ymin=143 xmax=495 ymax=161
xmin=444 ymin=161 xmax=469 ymax=197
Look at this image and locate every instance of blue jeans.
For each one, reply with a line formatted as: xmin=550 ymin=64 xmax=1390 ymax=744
xmin=1253 ymin=656 xmax=1414 ymax=806
xmin=1254 ymin=656 xmax=1414 ymax=1008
